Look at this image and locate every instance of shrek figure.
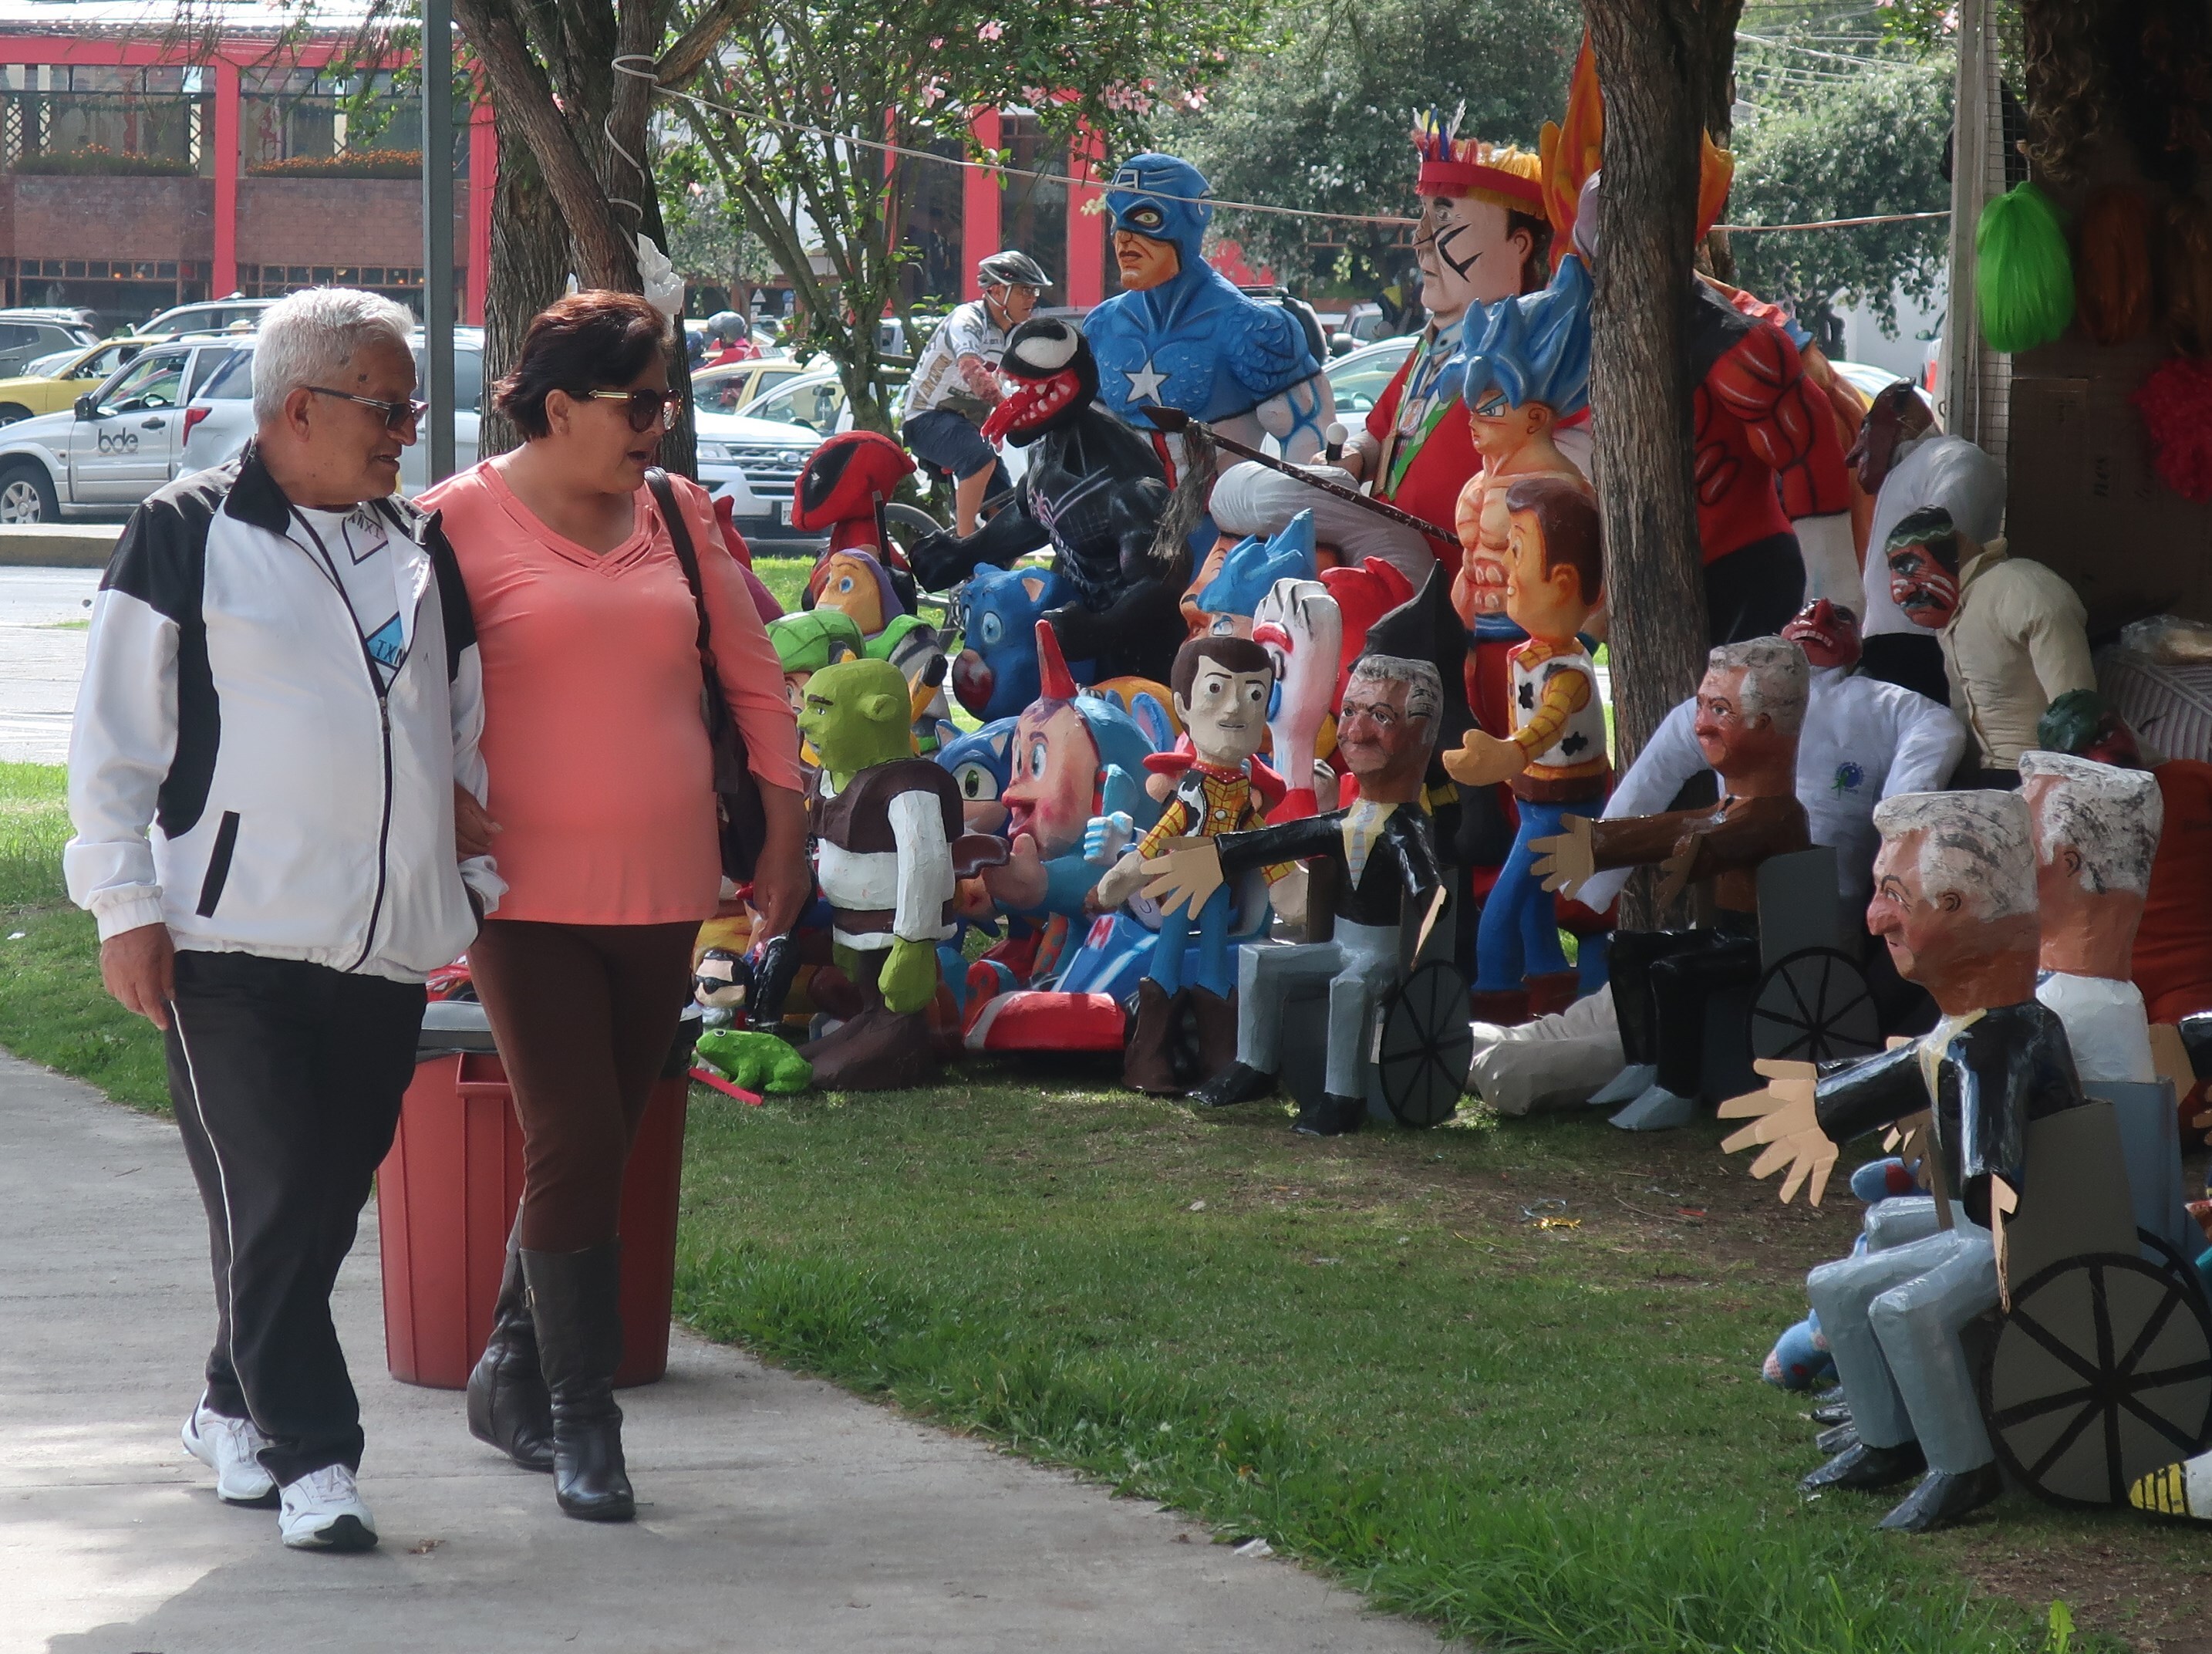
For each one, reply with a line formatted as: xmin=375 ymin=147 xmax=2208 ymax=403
xmin=794 ymin=658 xmax=1004 ymax=1089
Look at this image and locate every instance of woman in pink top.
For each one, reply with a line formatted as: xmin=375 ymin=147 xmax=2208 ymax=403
xmin=424 ymin=292 xmax=807 ymax=1523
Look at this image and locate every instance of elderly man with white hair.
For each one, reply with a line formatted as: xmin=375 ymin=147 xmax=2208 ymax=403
xmin=1543 ymin=636 xmax=1813 ymax=1130
xmin=1145 ymin=651 xmax=1447 ymax=1136
xmin=1722 ymin=789 xmax=2091 ymax=1532
xmin=65 ymin=289 xmax=499 ymax=1553
xmin=2018 ymin=750 xmax=2163 ymax=1084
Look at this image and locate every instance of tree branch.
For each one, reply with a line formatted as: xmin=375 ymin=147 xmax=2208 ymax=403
xmin=656 ymin=0 xmax=744 ymax=83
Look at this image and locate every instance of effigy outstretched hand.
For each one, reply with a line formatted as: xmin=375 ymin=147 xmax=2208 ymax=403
xmin=1718 ymin=1058 xmax=1837 ymax=1206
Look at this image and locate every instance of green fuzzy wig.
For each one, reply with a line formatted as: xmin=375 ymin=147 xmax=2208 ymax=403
xmin=1976 ymin=182 xmax=2075 ymax=354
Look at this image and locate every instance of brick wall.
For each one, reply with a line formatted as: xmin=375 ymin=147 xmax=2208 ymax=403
xmin=0 ymin=175 xmax=217 ymax=262
xmin=0 ymin=174 xmax=468 ymax=271
xmin=238 ymin=177 xmax=470 ymax=268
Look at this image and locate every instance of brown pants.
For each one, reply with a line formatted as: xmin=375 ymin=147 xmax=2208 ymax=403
xmin=470 ymin=919 xmax=696 ymax=1252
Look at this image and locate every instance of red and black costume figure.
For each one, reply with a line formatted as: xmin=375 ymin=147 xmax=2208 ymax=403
xmin=791 ymin=430 xmax=916 ymax=562
xmin=1691 ymin=284 xmax=1854 ymax=643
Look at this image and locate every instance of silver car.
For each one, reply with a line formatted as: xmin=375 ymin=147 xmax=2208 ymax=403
xmin=0 ymin=339 xmax=250 ymax=522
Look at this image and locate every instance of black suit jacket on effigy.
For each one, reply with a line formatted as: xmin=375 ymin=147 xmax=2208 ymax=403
xmin=1216 ymin=803 xmax=1442 ymax=931
xmin=1813 ymin=1001 xmax=2086 ymax=1224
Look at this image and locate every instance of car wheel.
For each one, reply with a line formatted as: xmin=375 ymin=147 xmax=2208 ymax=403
xmin=0 ymin=461 xmax=60 ymax=524
xmin=0 ymin=403 xmax=32 ymax=426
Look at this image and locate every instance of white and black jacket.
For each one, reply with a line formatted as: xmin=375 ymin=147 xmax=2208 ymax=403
xmin=66 ymin=445 xmax=502 ymax=983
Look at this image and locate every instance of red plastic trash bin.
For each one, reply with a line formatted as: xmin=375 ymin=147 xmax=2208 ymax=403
xmin=377 ymin=1000 xmax=699 ymax=1390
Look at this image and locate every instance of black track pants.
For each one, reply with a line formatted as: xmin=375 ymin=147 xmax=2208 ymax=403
xmin=165 ymin=950 xmax=425 ymax=1486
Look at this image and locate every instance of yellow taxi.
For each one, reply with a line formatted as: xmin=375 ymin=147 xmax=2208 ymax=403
xmin=690 ymin=356 xmax=809 ymax=418
xmin=0 ymin=337 xmax=157 ymax=424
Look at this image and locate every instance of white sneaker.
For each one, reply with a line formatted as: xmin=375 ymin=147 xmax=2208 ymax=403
xmin=278 ymin=1464 xmax=379 ymax=1552
xmin=181 ymin=1395 xmax=276 ymax=1507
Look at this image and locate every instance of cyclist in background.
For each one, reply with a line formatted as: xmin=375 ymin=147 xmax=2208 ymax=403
xmin=902 ymin=250 xmax=1047 ymax=535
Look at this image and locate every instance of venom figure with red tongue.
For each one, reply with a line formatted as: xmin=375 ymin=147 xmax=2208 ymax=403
xmin=909 ymin=317 xmax=1186 ymax=687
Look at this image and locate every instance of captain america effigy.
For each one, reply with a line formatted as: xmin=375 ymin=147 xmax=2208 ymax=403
xmin=1084 ymin=152 xmax=1335 ymax=483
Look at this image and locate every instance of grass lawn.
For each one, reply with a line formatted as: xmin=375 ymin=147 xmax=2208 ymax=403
xmin=6 ymin=755 xmax=2207 ymax=1651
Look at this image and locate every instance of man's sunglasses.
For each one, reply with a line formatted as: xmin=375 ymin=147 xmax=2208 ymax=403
xmin=308 ymin=386 xmax=428 ymax=430
xmin=583 ymin=388 xmax=683 ymax=432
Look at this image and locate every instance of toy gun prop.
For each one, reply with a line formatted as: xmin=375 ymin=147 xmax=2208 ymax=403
xmin=1135 ymin=404 xmax=1457 ymax=552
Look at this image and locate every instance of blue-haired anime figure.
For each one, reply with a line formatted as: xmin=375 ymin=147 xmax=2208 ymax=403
xmin=1447 ymin=252 xmax=1597 ymax=748
xmin=1085 ymin=153 xmax=1334 ymax=479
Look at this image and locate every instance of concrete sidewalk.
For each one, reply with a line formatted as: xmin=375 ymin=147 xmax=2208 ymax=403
xmin=0 ymin=1051 xmax=1445 ymax=1653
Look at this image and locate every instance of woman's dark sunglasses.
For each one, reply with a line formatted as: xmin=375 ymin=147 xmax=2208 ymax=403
xmin=307 ymin=386 xmax=428 ymax=430
xmin=584 ymin=388 xmax=683 ymax=433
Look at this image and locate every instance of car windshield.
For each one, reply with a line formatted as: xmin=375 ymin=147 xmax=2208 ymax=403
xmin=1327 ymin=343 xmax=1414 ymax=417
xmin=21 ymin=349 xmax=82 ymax=379
xmin=748 ymin=375 xmax=845 ymax=433
xmin=693 ymin=369 xmax=754 ymax=417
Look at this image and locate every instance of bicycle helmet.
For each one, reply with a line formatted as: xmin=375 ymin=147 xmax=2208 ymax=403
xmin=976 ymin=250 xmax=1050 ymax=292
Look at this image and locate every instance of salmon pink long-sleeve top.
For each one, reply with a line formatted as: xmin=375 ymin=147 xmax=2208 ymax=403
xmin=424 ymin=461 xmax=803 ymax=925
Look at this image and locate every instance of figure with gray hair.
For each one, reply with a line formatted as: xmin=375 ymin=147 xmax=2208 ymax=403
xmin=1536 ymin=638 xmax=1813 ymax=1130
xmin=1721 ymin=788 xmax=2091 ymax=1531
xmin=2020 ymin=750 xmax=2163 ymax=1084
xmin=64 ymin=287 xmax=500 ymax=1553
xmin=1141 ymin=650 xmax=1446 ymax=1136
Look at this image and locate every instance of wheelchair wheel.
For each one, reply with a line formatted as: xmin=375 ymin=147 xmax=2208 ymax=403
xmin=1376 ymin=960 xmax=1473 ymax=1128
xmin=1980 ymin=1251 xmax=2212 ymax=1507
xmin=1748 ymin=946 xmax=1881 ymax=1065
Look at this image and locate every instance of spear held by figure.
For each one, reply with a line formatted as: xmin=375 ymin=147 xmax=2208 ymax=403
xmin=1135 ymin=404 xmax=1458 ymax=552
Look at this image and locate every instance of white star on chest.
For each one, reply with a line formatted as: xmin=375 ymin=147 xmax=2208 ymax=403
xmin=1122 ymin=358 xmax=1168 ymax=404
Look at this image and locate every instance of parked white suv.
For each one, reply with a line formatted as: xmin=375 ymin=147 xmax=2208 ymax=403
xmin=0 ymin=338 xmax=251 ymax=522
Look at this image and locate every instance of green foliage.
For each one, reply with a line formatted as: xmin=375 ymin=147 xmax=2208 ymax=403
xmin=1728 ymin=35 xmax=1954 ymax=335
xmin=1975 ymin=182 xmax=2073 ymax=353
xmin=666 ymin=0 xmax=1257 ymax=429
xmin=1165 ymin=0 xmax=1580 ymax=294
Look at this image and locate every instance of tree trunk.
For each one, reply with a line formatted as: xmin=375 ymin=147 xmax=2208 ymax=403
xmin=479 ymin=106 xmax=570 ymax=461
xmin=1583 ymin=0 xmax=1728 ymax=923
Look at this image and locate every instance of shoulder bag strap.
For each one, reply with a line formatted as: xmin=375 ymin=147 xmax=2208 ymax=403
xmin=646 ymin=468 xmax=714 ymax=660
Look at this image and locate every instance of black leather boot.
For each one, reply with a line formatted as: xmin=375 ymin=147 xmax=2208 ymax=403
xmin=1800 ymin=1438 xmax=1925 ymax=1494
xmin=1293 ymin=1092 xmax=1366 ymax=1137
xmin=1877 ymin=1463 xmax=2001 ymax=1532
xmin=467 ymin=1232 xmax=555 ymax=1472
xmin=521 ymin=1243 xmax=636 ymax=1522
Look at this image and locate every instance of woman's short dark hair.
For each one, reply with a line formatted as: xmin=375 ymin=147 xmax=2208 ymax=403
xmin=493 ymin=290 xmax=669 ymax=437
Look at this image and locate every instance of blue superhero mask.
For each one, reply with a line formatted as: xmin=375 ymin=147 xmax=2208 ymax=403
xmin=1106 ymin=153 xmax=1213 ymax=276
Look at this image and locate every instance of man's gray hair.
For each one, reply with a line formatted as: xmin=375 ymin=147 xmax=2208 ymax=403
xmin=1348 ymin=653 xmax=1442 ymax=724
xmin=1707 ymin=636 xmax=1809 ymax=736
xmin=2017 ymin=749 xmax=2163 ymax=895
xmin=252 ymin=287 xmax=416 ymax=425
xmin=1873 ymin=790 xmax=2037 ymax=920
